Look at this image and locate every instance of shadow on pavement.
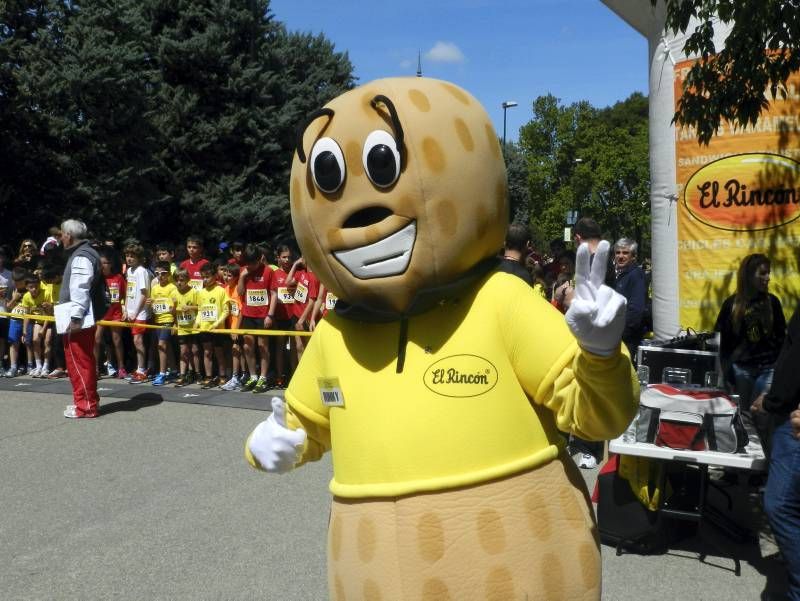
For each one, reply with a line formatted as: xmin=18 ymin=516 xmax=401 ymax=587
xmin=100 ymin=393 xmax=164 ymax=415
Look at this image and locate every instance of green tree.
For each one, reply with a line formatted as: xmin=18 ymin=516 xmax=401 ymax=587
xmin=0 ymin=1 xmax=75 ymax=236
xmin=655 ymin=0 xmax=800 ymax=144
xmin=0 ymin=0 xmax=354 ymax=246
xmin=147 ymin=2 xmax=354 ymax=244
xmin=18 ymin=0 xmax=161 ymax=240
xmin=503 ymin=142 xmax=530 ymax=225
xmin=519 ymin=93 xmax=650 ymax=254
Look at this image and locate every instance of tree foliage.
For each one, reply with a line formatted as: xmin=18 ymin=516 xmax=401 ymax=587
xmin=0 ymin=0 xmax=355 ymax=245
xmin=518 ymin=92 xmax=650 ymax=254
xmin=655 ymin=0 xmax=800 ymax=145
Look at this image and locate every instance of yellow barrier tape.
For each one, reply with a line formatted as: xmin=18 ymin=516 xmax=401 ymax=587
xmin=0 ymin=311 xmax=313 ymax=337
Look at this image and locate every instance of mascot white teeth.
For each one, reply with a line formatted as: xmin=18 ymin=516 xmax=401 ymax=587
xmin=246 ymin=76 xmax=638 ymax=601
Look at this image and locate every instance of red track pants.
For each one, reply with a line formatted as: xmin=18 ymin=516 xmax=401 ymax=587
xmin=63 ymin=326 xmax=100 ymax=417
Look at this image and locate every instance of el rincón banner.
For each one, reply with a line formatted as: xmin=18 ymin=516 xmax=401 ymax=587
xmin=675 ymin=59 xmax=800 ymax=330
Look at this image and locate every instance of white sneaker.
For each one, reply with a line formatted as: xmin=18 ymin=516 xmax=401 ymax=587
xmin=6 ymin=367 xmax=17 ymax=378
xmin=29 ymin=367 xmax=42 ymax=378
xmin=578 ymin=453 xmax=598 ymax=469
xmin=220 ymin=376 xmax=242 ymax=391
xmin=106 ymin=363 xmax=117 ymax=377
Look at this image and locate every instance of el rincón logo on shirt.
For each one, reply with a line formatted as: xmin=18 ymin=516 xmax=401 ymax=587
xmin=423 ymin=355 xmax=498 ymax=397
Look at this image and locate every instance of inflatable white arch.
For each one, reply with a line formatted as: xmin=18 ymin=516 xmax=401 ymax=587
xmin=602 ymin=1 xmax=734 ymax=340
xmin=603 ymin=1 xmax=800 ymax=341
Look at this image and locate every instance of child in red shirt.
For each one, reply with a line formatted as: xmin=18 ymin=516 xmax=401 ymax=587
xmin=267 ymin=244 xmax=296 ymax=387
xmin=290 ymin=258 xmax=319 ymax=362
xmin=95 ymin=249 xmax=127 ymax=379
xmin=179 ymin=236 xmax=209 ymax=292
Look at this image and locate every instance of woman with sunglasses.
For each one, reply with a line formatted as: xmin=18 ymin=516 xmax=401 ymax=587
xmin=14 ymin=239 xmax=38 ymax=269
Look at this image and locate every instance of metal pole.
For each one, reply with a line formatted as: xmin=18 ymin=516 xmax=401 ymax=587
xmin=503 ymin=107 xmax=507 ymax=149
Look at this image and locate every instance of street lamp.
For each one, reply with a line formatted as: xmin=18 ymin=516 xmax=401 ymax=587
xmin=502 ymin=101 xmax=518 ymax=148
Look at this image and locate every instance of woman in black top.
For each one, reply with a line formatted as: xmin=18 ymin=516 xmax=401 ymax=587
xmin=714 ymin=253 xmax=786 ymax=415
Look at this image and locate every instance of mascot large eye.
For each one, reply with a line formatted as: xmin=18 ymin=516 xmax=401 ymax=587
xmin=362 ymin=130 xmax=401 ymax=188
xmin=310 ymin=137 xmax=346 ymax=194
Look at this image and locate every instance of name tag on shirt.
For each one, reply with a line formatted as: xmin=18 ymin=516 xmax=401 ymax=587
xmin=177 ymin=310 xmax=194 ymax=326
xmin=189 ymin=279 xmax=204 ymax=291
xmin=126 ymin=281 xmax=136 ymax=301
xmin=318 ymin=377 xmax=345 ymax=407
xmin=278 ymin=287 xmax=294 ymax=304
xmin=109 ymin=285 xmax=120 ymax=303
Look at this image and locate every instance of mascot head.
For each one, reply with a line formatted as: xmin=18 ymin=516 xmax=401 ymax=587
xmin=290 ymin=77 xmax=507 ymax=314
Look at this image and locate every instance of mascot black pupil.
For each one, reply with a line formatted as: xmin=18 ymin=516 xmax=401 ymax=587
xmin=315 ymin=151 xmax=341 ymax=191
xmin=367 ymin=144 xmax=396 ymax=185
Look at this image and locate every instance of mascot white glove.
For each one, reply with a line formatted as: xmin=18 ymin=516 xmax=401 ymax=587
xmin=565 ymin=240 xmax=627 ymax=357
xmin=247 ymin=397 xmax=307 ymax=473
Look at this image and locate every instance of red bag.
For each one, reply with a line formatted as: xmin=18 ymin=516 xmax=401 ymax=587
xmin=654 ymin=411 xmax=705 ymax=451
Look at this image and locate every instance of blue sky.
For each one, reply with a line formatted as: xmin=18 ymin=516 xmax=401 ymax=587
xmin=270 ymin=0 xmax=649 ymax=143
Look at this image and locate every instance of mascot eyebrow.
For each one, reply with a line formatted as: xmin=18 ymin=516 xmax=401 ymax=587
xmin=295 ymin=95 xmax=406 ymax=164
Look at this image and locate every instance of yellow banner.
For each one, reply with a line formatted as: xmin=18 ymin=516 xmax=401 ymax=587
xmin=675 ymin=60 xmax=800 ymax=329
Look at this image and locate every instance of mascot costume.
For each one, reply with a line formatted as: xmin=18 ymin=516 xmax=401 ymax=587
xmin=246 ymin=77 xmax=638 ymax=601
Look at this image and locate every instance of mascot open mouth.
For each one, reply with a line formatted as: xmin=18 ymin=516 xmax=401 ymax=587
xmin=333 ymin=221 xmax=416 ymax=279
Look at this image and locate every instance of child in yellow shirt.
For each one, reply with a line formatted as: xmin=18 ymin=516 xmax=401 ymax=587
xmin=147 ymin=261 xmax=180 ymax=387
xmin=194 ymin=263 xmax=229 ymax=388
xmin=21 ymin=273 xmax=53 ymax=377
xmin=173 ymin=268 xmax=199 ymax=387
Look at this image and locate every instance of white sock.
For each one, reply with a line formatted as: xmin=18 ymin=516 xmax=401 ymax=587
xmin=35 ymin=359 xmax=43 ymax=369
xmin=42 ymin=362 xmax=49 ymax=372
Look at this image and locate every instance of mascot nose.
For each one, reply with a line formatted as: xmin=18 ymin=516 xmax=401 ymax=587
xmin=343 ymin=206 xmax=394 ymax=228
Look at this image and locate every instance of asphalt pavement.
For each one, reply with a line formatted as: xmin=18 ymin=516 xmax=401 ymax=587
xmin=0 ymin=375 xmax=790 ymax=600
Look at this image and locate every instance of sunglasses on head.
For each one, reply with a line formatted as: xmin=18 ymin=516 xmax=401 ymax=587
xmin=154 ymin=271 xmax=169 ymax=276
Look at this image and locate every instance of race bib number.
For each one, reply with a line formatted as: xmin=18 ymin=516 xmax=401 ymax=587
xmin=294 ymin=283 xmax=309 ymax=304
xmin=277 ymin=287 xmax=295 ymax=304
xmin=108 ymin=284 xmax=120 ymax=303
xmin=126 ymin=281 xmax=136 ymax=301
xmin=152 ymin=298 xmax=172 ymax=314
xmin=230 ymin=302 xmax=240 ymax=317
xmin=177 ymin=310 xmax=194 ymax=326
xmin=189 ymin=279 xmax=204 ymax=291
xmin=325 ymin=292 xmax=338 ymax=311
xmin=199 ymin=304 xmax=218 ymax=322
xmin=12 ymin=306 xmax=26 ymax=316
xmin=246 ymin=289 xmax=268 ymax=306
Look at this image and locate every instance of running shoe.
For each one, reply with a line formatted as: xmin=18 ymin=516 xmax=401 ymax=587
xmin=252 ymin=377 xmax=269 ymax=394
xmin=106 ymin=363 xmax=117 ymax=377
xmin=200 ymin=376 xmax=219 ymax=389
xmin=578 ymin=453 xmax=598 ymax=469
xmin=152 ymin=373 xmax=167 ymax=387
xmin=174 ymin=374 xmax=190 ymax=387
xmin=5 ymin=367 xmax=17 ymax=378
xmin=28 ymin=366 xmax=42 ymax=378
xmin=220 ymin=376 xmax=242 ymax=391
xmin=130 ymin=371 xmax=149 ymax=384
xmin=241 ymin=376 xmax=258 ymax=392
xmin=46 ymin=368 xmax=67 ymax=379
xmin=117 ymin=368 xmax=129 ymax=380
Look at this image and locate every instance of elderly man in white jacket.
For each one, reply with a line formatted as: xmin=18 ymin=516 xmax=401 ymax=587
xmin=58 ymin=219 xmax=106 ymax=418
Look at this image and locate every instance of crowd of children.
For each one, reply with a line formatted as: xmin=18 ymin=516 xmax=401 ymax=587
xmin=0 ymin=232 xmax=338 ymax=392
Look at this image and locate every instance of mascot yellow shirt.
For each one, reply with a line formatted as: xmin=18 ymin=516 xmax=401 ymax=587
xmin=261 ymin=272 xmax=638 ymax=498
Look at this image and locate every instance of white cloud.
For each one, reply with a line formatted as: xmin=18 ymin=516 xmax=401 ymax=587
xmin=399 ymin=59 xmax=414 ymax=69
xmin=425 ymin=41 xmax=465 ymax=64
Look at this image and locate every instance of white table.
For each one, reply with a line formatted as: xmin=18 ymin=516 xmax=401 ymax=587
xmin=609 ymin=421 xmax=766 ymax=472
xmin=606 ymin=418 xmax=766 ymax=575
